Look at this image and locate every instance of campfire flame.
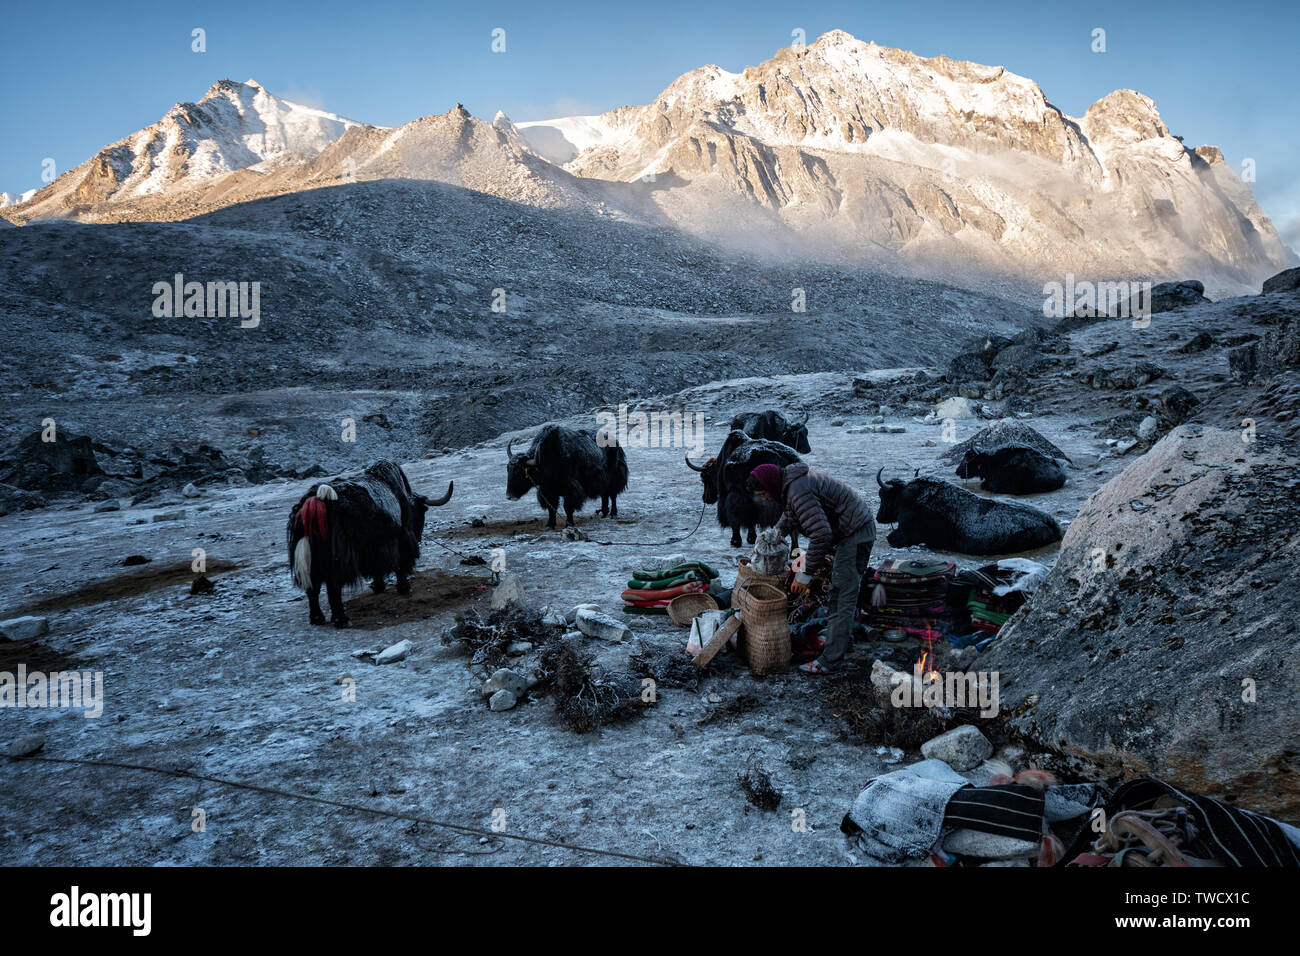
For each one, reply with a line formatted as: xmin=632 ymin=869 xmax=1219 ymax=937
xmin=916 ymin=643 xmax=941 ymax=683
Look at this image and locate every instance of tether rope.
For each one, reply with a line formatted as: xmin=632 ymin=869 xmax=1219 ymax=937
xmin=18 ymin=754 xmax=685 ymax=866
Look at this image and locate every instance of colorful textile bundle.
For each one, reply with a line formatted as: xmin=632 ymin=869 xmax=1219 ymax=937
xmin=953 ymin=561 xmax=1035 ymax=635
xmin=861 ymin=558 xmax=954 ymax=641
xmin=621 ymin=561 xmax=720 ymax=613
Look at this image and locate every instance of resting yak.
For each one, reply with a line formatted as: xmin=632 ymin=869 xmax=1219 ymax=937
xmin=687 ymin=429 xmax=801 ymax=547
xmin=288 ymin=459 xmax=453 ymax=627
xmin=875 ymin=470 xmax=1061 ymax=555
xmin=955 ymin=446 xmax=1066 ymax=495
xmin=507 ymin=424 xmax=628 ymax=529
xmin=730 ymin=410 xmax=812 ymax=454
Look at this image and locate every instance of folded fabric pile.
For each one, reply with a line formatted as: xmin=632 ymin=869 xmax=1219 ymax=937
xmin=952 ymin=558 xmax=1046 ymax=635
xmin=861 ymin=558 xmax=955 ymax=641
xmin=621 ymin=561 xmax=720 ymax=613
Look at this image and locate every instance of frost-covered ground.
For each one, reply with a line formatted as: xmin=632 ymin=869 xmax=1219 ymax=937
xmin=0 ymin=370 xmax=1123 ymax=866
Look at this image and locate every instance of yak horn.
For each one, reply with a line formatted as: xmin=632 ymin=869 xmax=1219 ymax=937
xmin=797 ymin=410 xmax=809 ymax=425
xmin=684 ymin=453 xmax=708 ymax=472
xmin=506 ymin=438 xmax=515 ymax=458
xmin=428 ymin=481 xmax=453 ymax=506
xmin=876 ymin=467 xmax=885 ymax=488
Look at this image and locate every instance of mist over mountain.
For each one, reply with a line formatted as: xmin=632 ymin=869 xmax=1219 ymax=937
xmin=4 ymin=31 xmax=1291 ymax=296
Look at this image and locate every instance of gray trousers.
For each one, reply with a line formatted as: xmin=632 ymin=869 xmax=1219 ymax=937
xmin=820 ymin=523 xmax=876 ymax=665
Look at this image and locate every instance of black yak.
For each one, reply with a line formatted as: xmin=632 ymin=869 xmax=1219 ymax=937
xmin=506 ymin=425 xmax=628 ymax=529
xmin=730 ymin=410 xmax=812 ymax=454
xmin=686 ymin=429 xmax=801 ymax=547
xmin=287 ymin=460 xmax=452 ymax=627
xmin=875 ymin=470 xmax=1061 ymax=555
xmin=955 ymin=446 xmax=1067 ymax=494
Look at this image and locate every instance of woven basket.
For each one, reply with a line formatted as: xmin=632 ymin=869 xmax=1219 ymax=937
xmin=737 ymin=581 xmax=791 ymax=675
xmin=732 ymin=558 xmax=786 ymax=609
xmin=667 ymin=592 xmax=719 ymax=627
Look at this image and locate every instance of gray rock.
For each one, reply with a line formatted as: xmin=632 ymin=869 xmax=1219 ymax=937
xmin=976 ymin=425 xmax=1300 ymax=820
xmin=575 ymin=607 xmax=631 ymax=642
xmin=946 ymin=352 xmax=991 ymax=383
xmin=0 ymin=616 xmax=50 ymax=642
xmin=933 ymin=397 xmax=977 ymax=421
xmin=152 ymin=509 xmax=186 ymax=522
xmin=490 ymin=574 xmax=523 ymax=610
xmin=565 ymin=603 xmax=601 ymax=624
xmin=1137 ymin=416 xmax=1159 ymax=441
xmin=92 ymin=500 xmax=121 ymax=513
xmin=1262 ymin=266 xmax=1300 ymax=295
xmin=506 ymin=641 xmax=534 ymax=656
xmin=1141 ymin=279 xmax=1208 ymax=314
xmin=482 ymin=668 xmax=527 ymax=700
xmin=488 ymin=689 xmax=517 ymax=711
xmin=181 ymin=482 xmax=201 ymax=498
xmin=6 ymin=735 xmax=45 ymax=759
xmin=920 ymin=725 xmax=993 ymax=771
xmin=374 ymin=639 xmax=413 ymax=665
xmin=943 ymin=828 xmax=1038 ymax=859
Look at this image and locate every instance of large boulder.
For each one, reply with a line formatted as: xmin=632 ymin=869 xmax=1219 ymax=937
xmin=0 ymin=430 xmax=102 ymax=493
xmin=1143 ymin=279 xmax=1208 ymax=314
xmin=1261 ymin=267 xmax=1300 ymax=295
xmin=1227 ymin=312 xmax=1299 ymax=384
xmin=976 ymin=425 xmax=1300 ymax=821
xmin=940 ymin=419 xmax=1069 ymax=465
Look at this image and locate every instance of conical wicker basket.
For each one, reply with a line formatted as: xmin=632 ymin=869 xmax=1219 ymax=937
xmin=737 ymin=581 xmax=791 ymax=675
xmin=732 ymin=558 xmax=786 ymax=609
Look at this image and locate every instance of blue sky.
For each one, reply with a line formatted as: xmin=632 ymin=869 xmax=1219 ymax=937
xmin=3 ymin=0 xmax=1297 ymax=244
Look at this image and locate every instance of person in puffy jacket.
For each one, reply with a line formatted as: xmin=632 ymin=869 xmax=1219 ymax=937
xmin=747 ymin=462 xmax=876 ymax=674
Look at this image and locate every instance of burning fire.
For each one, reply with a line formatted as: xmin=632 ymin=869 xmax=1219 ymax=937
xmin=916 ymin=646 xmax=941 ymax=683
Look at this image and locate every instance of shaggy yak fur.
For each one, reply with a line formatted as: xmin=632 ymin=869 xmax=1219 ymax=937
xmin=875 ymin=471 xmax=1061 ymax=555
xmin=955 ymin=446 xmax=1067 ymax=494
xmin=506 ymin=424 xmax=628 ymax=529
xmin=730 ymin=409 xmax=812 ymax=454
xmin=287 ymin=459 xmax=452 ymax=627
xmin=686 ymin=429 xmax=801 ymax=547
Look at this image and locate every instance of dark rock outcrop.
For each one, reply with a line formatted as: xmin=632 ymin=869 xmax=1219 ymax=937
xmin=1262 ymin=266 xmax=1300 ymax=295
xmin=1143 ymin=279 xmax=1209 ymax=314
xmin=0 ymin=430 xmax=103 ymax=493
xmin=977 ymin=425 xmax=1300 ymax=821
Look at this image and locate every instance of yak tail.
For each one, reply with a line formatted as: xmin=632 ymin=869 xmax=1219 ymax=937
xmin=291 ymin=492 xmax=332 ymax=590
xmin=292 ymin=538 xmax=313 ymax=590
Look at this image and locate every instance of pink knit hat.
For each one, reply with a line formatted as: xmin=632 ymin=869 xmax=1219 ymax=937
xmin=750 ymin=463 xmax=783 ymax=499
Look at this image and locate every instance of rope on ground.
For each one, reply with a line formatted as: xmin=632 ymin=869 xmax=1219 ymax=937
xmin=532 ymin=492 xmax=709 ymax=549
xmin=18 ymin=754 xmax=685 ymax=867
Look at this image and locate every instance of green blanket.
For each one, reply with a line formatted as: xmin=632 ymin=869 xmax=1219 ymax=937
xmin=632 ymin=561 xmax=719 ymax=583
xmin=626 ymin=569 xmax=712 ymax=589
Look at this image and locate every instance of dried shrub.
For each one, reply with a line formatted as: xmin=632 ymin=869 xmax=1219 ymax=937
xmin=737 ymin=752 xmax=782 ymax=810
xmin=823 ymin=672 xmax=986 ymax=750
xmin=441 ymin=608 xmax=560 ymax=672
xmin=538 ymin=640 xmax=645 ymax=734
xmin=628 ymin=637 xmax=709 ymax=692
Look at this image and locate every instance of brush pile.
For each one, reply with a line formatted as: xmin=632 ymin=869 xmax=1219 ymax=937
xmin=440 ymin=608 xmax=560 ymax=672
xmin=537 ymin=640 xmax=646 ymax=733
